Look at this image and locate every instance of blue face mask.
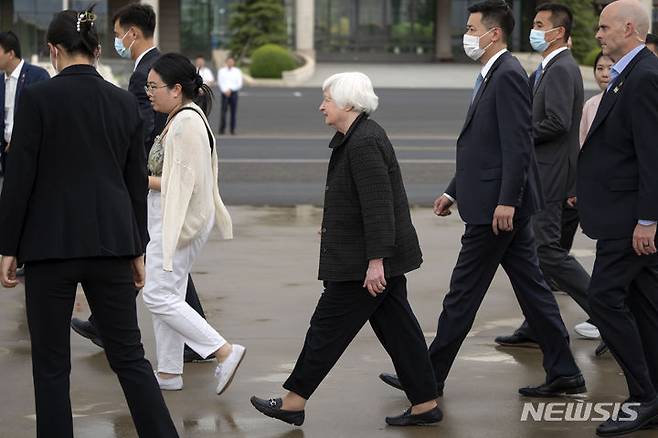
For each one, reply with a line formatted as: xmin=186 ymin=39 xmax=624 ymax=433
xmin=114 ymin=30 xmax=133 ymax=59
xmin=529 ymin=28 xmax=558 ymax=53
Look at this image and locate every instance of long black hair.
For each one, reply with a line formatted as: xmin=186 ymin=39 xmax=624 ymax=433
xmin=151 ymin=53 xmax=214 ymax=116
xmin=46 ymin=3 xmax=99 ymax=59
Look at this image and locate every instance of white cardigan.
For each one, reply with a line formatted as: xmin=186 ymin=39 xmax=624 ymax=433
xmin=160 ymin=102 xmax=233 ymax=271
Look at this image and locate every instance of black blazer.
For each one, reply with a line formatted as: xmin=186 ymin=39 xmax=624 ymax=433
xmin=531 ymin=49 xmax=584 ymax=202
xmin=578 ymin=47 xmax=658 ymax=240
xmin=0 ymin=65 xmax=147 ymax=263
xmin=319 ymin=114 xmax=423 ymax=281
xmin=446 ymin=52 xmax=543 ymax=224
xmin=129 ymin=48 xmax=167 ymax=153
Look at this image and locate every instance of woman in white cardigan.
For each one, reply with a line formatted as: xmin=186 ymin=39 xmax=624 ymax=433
xmin=143 ymin=53 xmax=245 ymax=393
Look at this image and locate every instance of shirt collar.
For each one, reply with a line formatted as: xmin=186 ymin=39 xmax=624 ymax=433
xmin=481 ymin=48 xmax=508 ymax=78
xmin=542 ymin=46 xmax=568 ymax=69
xmin=9 ymin=59 xmax=25 ymax=80
xmin=134 ymin=46 xmax=157 ymax=71
xmin=611 ymin=44 xmax=645 ymax=78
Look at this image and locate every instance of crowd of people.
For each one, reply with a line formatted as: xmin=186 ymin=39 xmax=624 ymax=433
xmin=0 ymin=0 xmax=657 ymax=437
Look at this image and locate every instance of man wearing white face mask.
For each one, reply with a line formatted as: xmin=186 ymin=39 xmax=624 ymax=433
xmin=495 ymin=3 xmax=596 ymax=350
xmin=379 ymin=0 xmax=585 ymax=400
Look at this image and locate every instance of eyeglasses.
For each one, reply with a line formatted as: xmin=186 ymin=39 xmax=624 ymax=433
xmin=144 ymin=83 xmax=168 ymax=93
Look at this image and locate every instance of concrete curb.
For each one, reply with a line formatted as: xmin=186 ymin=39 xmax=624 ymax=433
xmin=243 ymin=52 xmax=316 ymax=88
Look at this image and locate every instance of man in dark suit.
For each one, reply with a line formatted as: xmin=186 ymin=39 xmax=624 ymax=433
xmin=378 ymin=0 xmax=584 ymax=398
xmin=495 ymin=3 xmax=595 ymax=348
xmin=0 ymin=31 xmax=50 ymax=175
xmin=70 ymin=3 xmax=210 ymax=363
xmin=579 ymin=1 xmax=658 ymax=435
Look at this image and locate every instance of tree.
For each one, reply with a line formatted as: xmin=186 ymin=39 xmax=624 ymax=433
xmin=565 ymin=0 xmax=600 ymax=64
xmin=228 ymin=0 xmax=288 ymax=61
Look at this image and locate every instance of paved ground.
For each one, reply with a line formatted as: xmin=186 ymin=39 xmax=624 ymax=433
xmin=0 ymin=206 xmax=651 ymax=438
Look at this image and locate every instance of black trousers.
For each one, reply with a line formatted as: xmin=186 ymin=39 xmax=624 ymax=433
xmin=284 ymin=275 xmax=438 ymax=405
xmin=588 ymin=237 xmax=658 ymax=402
xmin=220 ymin=92 xmax=238 ymax=134
xmin=518 ymin=201 xmax=592 ymax=337
xmin=24 ymin=257 xmax=178 ymax=438
xmin=560 ymin=202 xmax=580 ymax=253
xmin=428 ymin=217 xmax=580 ymax=387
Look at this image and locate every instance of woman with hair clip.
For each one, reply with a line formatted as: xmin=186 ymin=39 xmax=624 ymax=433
xmin=0 ymin=5 xmax=179 ymax=438
xmin=142 ymin=53 xmax=245 ymax=394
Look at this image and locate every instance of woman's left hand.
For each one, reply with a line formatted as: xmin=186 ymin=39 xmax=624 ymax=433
xmin=0 ymin=256 xmax=18 ymax=288
xmin=148 ymin=176 xmax=162 ymax=191
xmin=363 ymin=258 xmax=386 ymax=297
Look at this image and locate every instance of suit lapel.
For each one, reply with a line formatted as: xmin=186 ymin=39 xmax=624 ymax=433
xmin=533 ymin=49 xmax=568 ymax=96
xmin=14 ymin=64 xmax=27 ymax=115
xmin=460 ymin=53 xmax=508 ymax=135
xmin=584 ymin=49 xmax=649 ymax=147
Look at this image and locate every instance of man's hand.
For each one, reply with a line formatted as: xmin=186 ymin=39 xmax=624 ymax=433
xmin=363 ymin=258 xmax=386 ymax=297
xmin=433 ymin=194 xmax=454 ymax=217
xmin=131 ymin=256 xmax=145 ymax=289
xmin=4 ymin=142 xmax=10 ymax=152
xmin=492 ymin=205 xmax=515 ymax=235
xmin=633 ymin=223 xmax=657 ymax=256
xmin=0 ymin=256 xmax=18 ymax=288
xmin=566 ymin=196 xmax=577 ymax=208
xmin=224 ymin=89 xmax=232 ymax=97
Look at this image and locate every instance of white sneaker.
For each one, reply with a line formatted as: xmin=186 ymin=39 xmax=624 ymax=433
xmin=215 ymin=344 xmax=246 ymax=395
xmin=574 ymin=321 xmax=600 ymax=339
xmin=155 ymin=372 xmax=183 ymax=391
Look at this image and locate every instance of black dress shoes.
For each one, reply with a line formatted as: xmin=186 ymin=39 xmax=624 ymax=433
xmin=385 ymin=406 xmax=443 ymax=426
xmin=519 ymin=373 xmax=586 ymax=397
xmin=595 ymin=341 xmax=609 ymax=357
xmin=70 ymin=318 xmax=104 ymax=348
xmin=183 ymin=347 xmax=215 ymax=363
xmin=250 ymin=396 xmax=305 ymax=426
xmin=495 ymin=331 xmax=539 ymax=348
xmin=379 ymin=373 xmax=444 ymax=397
xmin=596 ymin=397 xmax=658 ymax=436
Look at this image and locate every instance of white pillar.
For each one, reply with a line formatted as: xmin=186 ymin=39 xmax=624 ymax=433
xmin=296 ymin=0 xmax=315 ymax=58
xmin=141 ymin=0 xmax=160 ymax=45
xmin=643 ymin=0 xmax=653 ymax=32
xmin=62 ymin=0 xmax=70 ymax=10
xmin=435 ymin=0 xmax=452 ymax=61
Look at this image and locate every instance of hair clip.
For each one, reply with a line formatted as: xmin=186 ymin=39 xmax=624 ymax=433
xmin=77 ymin=11 xmax=97 ymax=32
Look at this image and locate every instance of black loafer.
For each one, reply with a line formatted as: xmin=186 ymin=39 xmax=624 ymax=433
xmin=250 ymin=396 xmax=304 ymax=426
xmin=183 ymin=347 xmax=215 ymax=363
xmin=385 ymin=406 xmax=443 ymax=426
xmin=519 ymin=373 xmax=586 ymax=397
xmin=595 ymin=341 xmax=609 ymax=357
xmin=70 ymin=318 xmax=104 ymax=348
xmin=495 ymin=332 xmax=539 ymax=348
xmin=379 ymin=373 xmax=444 ymax=397
xmin=597 ymin=397 xmax=658 ymax=436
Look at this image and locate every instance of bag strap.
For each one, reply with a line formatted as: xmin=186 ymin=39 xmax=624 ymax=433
xmin=163 ymin=106 xmax=214 ymax=151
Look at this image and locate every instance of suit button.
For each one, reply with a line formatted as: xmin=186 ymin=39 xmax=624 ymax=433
xmin=325 ymin=185 xmax=330 ymax=191
xmin=321 ymin=247 xmax=328 ymax=254
xmin=321 ymin=228 xmax=327 ymax=233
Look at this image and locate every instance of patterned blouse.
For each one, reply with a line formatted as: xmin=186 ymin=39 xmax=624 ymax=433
xmin=148 ymin=133 xmax=165 ymax=176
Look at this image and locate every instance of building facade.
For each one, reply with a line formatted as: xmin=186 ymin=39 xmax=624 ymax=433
xmin=2 ymin=0 xmax=656 ymax=63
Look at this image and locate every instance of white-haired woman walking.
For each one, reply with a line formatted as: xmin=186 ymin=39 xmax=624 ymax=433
xmin=250 ymin=72 xmax=442 ymax=427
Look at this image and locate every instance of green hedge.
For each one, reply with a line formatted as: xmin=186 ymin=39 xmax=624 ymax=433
xmin=250 ymin=44 xmax=298 ymax=79
xmin=583 ymin=47 xmax=602 ymax=67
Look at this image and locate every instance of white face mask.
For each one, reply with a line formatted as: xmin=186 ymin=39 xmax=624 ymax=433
xmin=463 ymin=28 xmax=495 ymax=61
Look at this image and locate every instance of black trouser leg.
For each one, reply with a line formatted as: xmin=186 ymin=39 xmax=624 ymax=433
xmin=518 ymin=201 xmax=592 ymax=338
xmin=25 ymin=261 xmax=77 ymax=438
xmin=284 ymin=277 xmax=438 ymax=404
xmin=588 ymin=238 xmax=658 ymax=401
xmin=368 ymin=276 xmax=437 ymax=404
xmin=560 ymin=202 xmax=580 ymax=252
xmin=499 ymin=218 xmax=580 ymax=383
xmin=81 ymin=258 xmax=179 ymax=437
xmin=185 ymin=274 xmax=206 ymax=319
xmin=229 ymin=92 xmax=238 ymax=133
xmin=220 ymin=94 xmax=229 ymax=134
xmin=428 ymin=223 xmax=514 ymax=386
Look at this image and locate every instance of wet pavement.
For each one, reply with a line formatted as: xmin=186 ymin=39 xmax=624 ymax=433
xmin=0 ymin=206 xmax=651 ymax=437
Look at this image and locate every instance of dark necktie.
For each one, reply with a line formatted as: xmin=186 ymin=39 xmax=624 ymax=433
xmin=471 ymin=73 xmax=484 ymax=103
xmin=533 ymin=63 xmax=543 ymax=92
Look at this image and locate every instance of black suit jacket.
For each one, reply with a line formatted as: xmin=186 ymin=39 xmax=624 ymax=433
xmin=129 ymin=48 xmax=167 ymax=153
xmin=0 ymin=65 xmax=147 ymax=263
xmin=578 ymin=47 xmax=658 ymax=240
xmin=531 ymin=49 xmax=584 ymax=202
xmin=446 ymin=51 xmax=543 ymax=224
xmin=319 ymin=113 xmax=423 ymax=281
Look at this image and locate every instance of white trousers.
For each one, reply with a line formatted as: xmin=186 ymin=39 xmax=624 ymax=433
xmin=143 ymin=190 xmax=225 ymax=374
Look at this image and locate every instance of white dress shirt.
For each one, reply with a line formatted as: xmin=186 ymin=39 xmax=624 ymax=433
xmin=134 ymin=47 xmax=157 ymax=71
xmin=4 ymin=59 xmax=24 ymax=144
xmin=198 ymin=66 xmax=215 ymax=85
xmin=541 ymin=46 xmax=568 ymax=69
xmin=218 ymin=66 xmax=243 ymax=93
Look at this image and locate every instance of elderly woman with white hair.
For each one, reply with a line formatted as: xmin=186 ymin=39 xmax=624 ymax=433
xmin=250 ymin=72 xmax=442 ymax=427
